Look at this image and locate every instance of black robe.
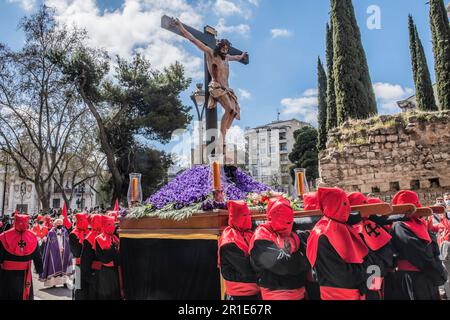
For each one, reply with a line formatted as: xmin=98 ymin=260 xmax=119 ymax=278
xmin=250 ymin=231 xmax=310 ymax=293
xmin=95 ymin=240 xmax=121 ymax=300
xmin=219 ymin=243 xmax=259 ymax=300
xmin=80 ymin=239 xmax=98 ymax=300
xmin=365 ymin=243 xmax=395 ymax=300
xmin=314 ymin=235 xmax=382 ymax=298
xmin=0 ymin=241 xmax=43 ymax=300
xmin=384 ymin=222 xmax=447 ymax=300
xmin=69 ymin=232 xmax=88 ymax=300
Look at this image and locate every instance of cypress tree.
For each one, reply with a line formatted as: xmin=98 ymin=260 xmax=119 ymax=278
xmin=317 ymin=57 xmax=328 ymax=151
xmin=326 ymin=22 xmax=337 ymax=131
xmin=331 ymin=0 xmax=378 ymax=125
xmin=430 ymin=0 xmax=450 ymax=110
xmin=408 ymin=15 xmax=419 ymax=87
xmin=414 ymin=25 xmax=438 ymax=111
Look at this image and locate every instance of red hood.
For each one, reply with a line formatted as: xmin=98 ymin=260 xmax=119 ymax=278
xmin=227 ymin=200 xmax=252 ymax=231
xmin=318 ymin=187 xmax=350 ymax=223
xmin=74 ymin=213 xmax=89 ymax=231
xmin=267 ymin=197 xmax=294 ymax=237
xmin=14 ymin=214 xmax=29 ymax=232
xmin=392 ymin=190 xmax=422 ymax=208
xmin=303 ymin=192 xmax=319 ymax=211
xmin=102 ymin=215 xmax=116 ymax=235
xmin=367 ymin=197 xmax=383 ymax=204
xmin=348 ymin=192 xmax=368 ymax=206
xmin=90 ymin=214 xmax=103 ymax=232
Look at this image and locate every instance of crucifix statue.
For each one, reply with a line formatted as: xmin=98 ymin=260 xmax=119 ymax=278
xmin=161 ymin=15 xmax=249 ymax=160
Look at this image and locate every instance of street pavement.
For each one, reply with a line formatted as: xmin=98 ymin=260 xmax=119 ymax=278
xmin=32 ymin=270 xmax=71 ymax=300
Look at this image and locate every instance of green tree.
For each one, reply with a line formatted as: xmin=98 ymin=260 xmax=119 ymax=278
xmin=326 ymin=22 xmax=337 ymax=130
xmin=288 ymin=126 xmax=319 ymax=186
xmin=331 ymin=0 xmax=377 ymax=125
xmin=317 ymin=57 xmax=328 ymax=151
xmin=54 ymin=43 xmax=192 ymax=205
xmin=429 ymin=0 xmax=450 ymax=110
xmin=409 ymin=16 xmax=438 ymax=111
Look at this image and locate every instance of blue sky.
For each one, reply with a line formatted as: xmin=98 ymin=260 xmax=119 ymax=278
xmin=1 ymin=0 xmax=448 ymax=162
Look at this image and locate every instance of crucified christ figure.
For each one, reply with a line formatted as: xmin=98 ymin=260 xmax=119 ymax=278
xmin=172 ymin=18 xmax=247 ymax=157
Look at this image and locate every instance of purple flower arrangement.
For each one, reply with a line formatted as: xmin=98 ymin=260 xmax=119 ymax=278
xmin=146 ymin=165 xmax=271 ymax=211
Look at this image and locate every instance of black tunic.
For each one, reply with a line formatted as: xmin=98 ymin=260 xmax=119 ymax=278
xmin=0 ymin=241 xmax=43 ymax=300
xmin=314 ymin=235 xmax=381 ymax=297
xmin=365 ymin=243 xmax=395 ymax=300
xmin=384 ymin=222 xmax=447 ymax=300
xmin=250 ymin=232 xmax=310 ymax=291
xmin=95 ymin=240 xmax=121 ymax=300
xmin=219 ymin=243 xmax=259 ymax=300
xmin=80 ymin=240 xmax=98 ymax=300
xmin=69 ymin=233 xmax=87 ymax=300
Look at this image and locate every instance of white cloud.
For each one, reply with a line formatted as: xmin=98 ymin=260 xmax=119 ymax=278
xmin=214 ymin=0 xmax=242 ymax=16
xmin=238 ymin=88 xmax=252 ymax=100
xmin=215 ymin=18 xmax=250 ymax=37
xmin=46 ymin=0 xmax=204 ymax=79
xmin=373 ymin=82 xmax=414 ymax=114
xmin=280 ymin=88 xmax=318 ymax=125
xmin=7 ymin=0 xmax=35 ymax=12
xmin=248 ymin=0 xmax=260 ymax=6
xmin=270 ymin=28 xmax=293 ymax=39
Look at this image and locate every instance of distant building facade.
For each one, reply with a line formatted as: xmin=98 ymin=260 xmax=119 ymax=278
xmin=397 ymin=83 xmax=439 ymax=112
xmin=245 ymin=119 xmax=310 ymax=193
xmin=0 ymin=166 xmax=98 ymax=215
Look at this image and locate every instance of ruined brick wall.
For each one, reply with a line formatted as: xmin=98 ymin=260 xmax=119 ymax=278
xmin=319 ymin=111 xmax=450 ymax=204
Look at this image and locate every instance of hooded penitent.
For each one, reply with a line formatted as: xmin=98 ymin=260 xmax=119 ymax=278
xmin=85 ymin=214 xmax=104 ymax=248
xmin=218 ymin=200 xmax=253 ymax=263
xmin=71 ymin=213 xmax=89 ymax=244
xmin=392 ymin=190 xmax=430 ymax=243
xmin=307 ymin=187 xmax=368 ymax=268
xmin=0 ymin=214 xmax=37 ymax=257
xmin=348 ymin=194 xmax=391 ymax=251
xmin=250 ymin=197 xmax=300 ymax=254
xmin=95 ymin=215 xmax=119 ymax=251
xmin=303 ymin=192 xmax=319 ymax=211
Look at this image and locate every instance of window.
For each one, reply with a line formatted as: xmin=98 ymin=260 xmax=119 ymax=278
xmin=372 ymin=187 xmax=380 ymax=193
xmin=410 ymin=180 xmax=420 ymax=190
xmin=279 ymin=132 xmax=287 ymax=140
xmin=52 ymin=198 xmax=61 ymax=209
xmin=390 ymin=182 xmax=400 ymax=192
xmin=429 ymin=178 xmax=440 ymax=188
xmin=280 ymin=143 xmax=287 ymax=151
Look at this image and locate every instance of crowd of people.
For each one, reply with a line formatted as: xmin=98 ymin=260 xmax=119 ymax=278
xmin=219 ymin=189 xmax=450 ymax=300
xmin=0 ymin=203 xmax=122 ymax=300
xmin=0 ymin=190 xmax=449 ymax=301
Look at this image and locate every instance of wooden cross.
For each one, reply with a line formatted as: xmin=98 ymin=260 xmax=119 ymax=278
xmin=161 ymin=15 xmax=249 ymax=158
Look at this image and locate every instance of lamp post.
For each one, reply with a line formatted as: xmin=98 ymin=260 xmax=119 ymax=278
xmin=190 ymin=83 xmax=206 ymax=164
xmin=79 ymin=182 xmax=85 ymax=210
xmin=20 ymin=182 xmax=26 ymax=213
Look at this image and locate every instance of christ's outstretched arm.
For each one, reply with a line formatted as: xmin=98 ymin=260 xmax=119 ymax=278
xmin=172 ymin=18 xmax=212 ymax=55
xmin=228 ymin=52 xmax=247 ymax=62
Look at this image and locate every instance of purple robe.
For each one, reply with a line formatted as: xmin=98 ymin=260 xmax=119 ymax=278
xmin=39 ymin=227 xmax=73 ymax=281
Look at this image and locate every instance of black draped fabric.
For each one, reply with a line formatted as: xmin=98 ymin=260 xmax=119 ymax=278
xmin=0 ymin=241 xmax=43 ymax=300
xmin=95 ymin=240 xmax=121 ymax=300
xmin=314 ymin=235 xmax=379 ymax=295
xmin=80 ymin=240 xmax=97 ymax=300
xmin=384 ymin=223 xmax=447 ymax=300
xmin=219 ymin=243 xmax=257 ymax=283
xmin=120 ymin=238 xmax=221 ymax=300
xmin=69 ymin=233 xmax=86 ymax=300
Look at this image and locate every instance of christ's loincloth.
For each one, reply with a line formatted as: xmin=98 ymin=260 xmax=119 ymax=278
xmin=208 ymin=81 xmax=241 ymax=120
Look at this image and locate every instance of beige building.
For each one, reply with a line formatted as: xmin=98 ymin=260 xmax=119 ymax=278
xmin=0 ymin=166 xmax=98 ymax=215
xmin=245 ymin=119 xmax=310 ymax=193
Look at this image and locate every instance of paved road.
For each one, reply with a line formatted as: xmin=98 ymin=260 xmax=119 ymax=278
xmin=32 ymin=271 xmax=72 ymax=300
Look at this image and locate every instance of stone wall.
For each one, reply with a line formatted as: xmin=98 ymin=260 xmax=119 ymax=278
xmin=319 ymin=111 xmax=450 ymax=204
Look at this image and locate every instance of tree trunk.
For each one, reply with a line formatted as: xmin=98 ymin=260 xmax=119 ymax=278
xmin=35 ymin=181 xmax=51 ymax=211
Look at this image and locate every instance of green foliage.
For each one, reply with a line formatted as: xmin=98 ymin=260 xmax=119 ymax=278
xmin=317 ymin=57 xmax=328 ymax=151
xmin=331 ymin=0 xmax=378 ymax=125
xmin=289 ymin=126 xmax=319 ymax=185
xmin=326 ymin=22 xmax=337 ymax=131
xmin=127 ymin=202 xmax=202 ymax=221
xmin=429 ymin=0 xmax=450 ymax=110
xmin=408 ymin=16 xmax=438 ymax=111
